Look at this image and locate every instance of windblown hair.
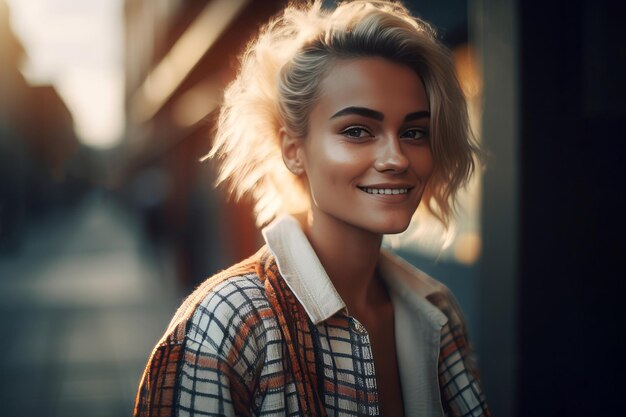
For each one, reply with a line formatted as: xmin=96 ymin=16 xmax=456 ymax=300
xmin=207 ymin=0 xmax=479 ymax=228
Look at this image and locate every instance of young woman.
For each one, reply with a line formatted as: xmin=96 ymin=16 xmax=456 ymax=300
xmin=134 ymin=1 xmax=490 ymax=416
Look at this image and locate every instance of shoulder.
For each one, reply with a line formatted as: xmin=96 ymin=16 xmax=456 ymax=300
xmin=379 ymin=249 xmax=467 ymax=328
xmin=157 ymin=247 xmax=277 ymax=348
xmin=134 ymin=249 xmax=279 ymax=416
xmin=185 ymin=273 xmax=274 ymax=355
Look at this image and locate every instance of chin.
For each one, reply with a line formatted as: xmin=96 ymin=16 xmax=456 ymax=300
xmin=382 ymin=224 xmax=411 ymax=235
xmin=366 ymin=217 xmax=412 ymax=235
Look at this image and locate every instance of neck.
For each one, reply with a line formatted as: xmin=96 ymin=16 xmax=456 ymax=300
xmin=302 ymin=208 xmax=384 ymax=314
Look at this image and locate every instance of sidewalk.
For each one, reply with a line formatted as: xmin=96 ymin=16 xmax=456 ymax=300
xmin=0 ymin=190 xmax=180 ymax=417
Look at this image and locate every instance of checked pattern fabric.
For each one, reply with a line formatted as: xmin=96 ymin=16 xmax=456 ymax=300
xmin=134 ymin=247 xmax=490 ymax=416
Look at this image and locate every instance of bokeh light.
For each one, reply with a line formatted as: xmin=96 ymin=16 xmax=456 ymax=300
xmin=6 ymin=0 xmax=124 ymax=149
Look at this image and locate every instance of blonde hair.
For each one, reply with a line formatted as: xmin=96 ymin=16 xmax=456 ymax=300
xmin=207 ymin=0 xmax=478 ymax=228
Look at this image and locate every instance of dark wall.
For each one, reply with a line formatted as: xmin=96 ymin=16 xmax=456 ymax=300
xmin=518 ymin=0 xmax=626 ymax=415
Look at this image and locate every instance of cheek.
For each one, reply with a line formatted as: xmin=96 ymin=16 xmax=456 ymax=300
xmin=418 ymin=149 xmax=435 ymax=178
xmin=407 ymin=147 xmax=434 ymax=180
xmin=306 ymin=140 xmax=370 ymax=186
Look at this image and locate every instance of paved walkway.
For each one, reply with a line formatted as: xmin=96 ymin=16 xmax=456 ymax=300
xmin=0 ymin=190 xmax=180 ymax=417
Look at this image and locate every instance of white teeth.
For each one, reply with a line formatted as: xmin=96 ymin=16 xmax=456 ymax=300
xmin=362 ymin=187 xmax=409 ymax=195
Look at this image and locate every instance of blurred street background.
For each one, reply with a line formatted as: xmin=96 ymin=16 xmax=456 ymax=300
xmin=0 ymin=190 xmax=178 ymax=416
xmin=1 ymin=0 xmax=624 ymax=416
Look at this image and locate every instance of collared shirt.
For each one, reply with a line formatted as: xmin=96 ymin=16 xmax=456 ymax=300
xmin=134 ymin=215 xmax=490 ymax=417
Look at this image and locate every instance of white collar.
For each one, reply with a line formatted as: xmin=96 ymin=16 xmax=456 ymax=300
xmin=262 ymin=214 xmax=448 ymax=328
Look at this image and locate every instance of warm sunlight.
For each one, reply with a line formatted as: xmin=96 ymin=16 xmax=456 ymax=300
xmin=6 ymin=0 xmax=124 ymax=149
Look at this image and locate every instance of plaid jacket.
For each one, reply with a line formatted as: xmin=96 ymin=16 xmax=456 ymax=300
xmin=134 ymin=216 xmax=490 ymax=417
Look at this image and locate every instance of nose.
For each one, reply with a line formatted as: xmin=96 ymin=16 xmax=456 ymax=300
xmin=374 ymin=137 xmax=409 ymax=173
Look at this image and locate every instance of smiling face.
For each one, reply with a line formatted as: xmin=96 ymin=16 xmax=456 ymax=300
xmin=289 ymin=56 xmax=434 ymax=235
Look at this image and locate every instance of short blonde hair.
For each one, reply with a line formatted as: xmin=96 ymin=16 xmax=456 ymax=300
xmin=208 ymin=0 xmax=478 ymax=228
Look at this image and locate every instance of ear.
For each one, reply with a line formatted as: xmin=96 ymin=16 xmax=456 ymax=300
xmin=280 ymin=127 xmax=305 ymax=176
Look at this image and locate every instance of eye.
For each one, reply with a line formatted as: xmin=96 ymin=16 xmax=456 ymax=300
xmin=400 ymin=128 xmax=429 ymax=141
xmin=341 ymin=126 xmax=373 ymax=139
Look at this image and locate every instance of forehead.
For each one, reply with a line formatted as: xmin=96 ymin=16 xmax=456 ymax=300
xmin=313 ymin=57 xmax=429 ymax=119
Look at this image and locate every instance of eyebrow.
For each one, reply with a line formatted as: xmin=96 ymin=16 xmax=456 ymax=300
xmin=404 ymin=110 xmax=430 ymax=122
xmin=330 ymin=106 xmax=430 ymax=122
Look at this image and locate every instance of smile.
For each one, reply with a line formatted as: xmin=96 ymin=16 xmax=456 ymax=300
xmin=358 ymin=187 xmax=409 ymax=195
